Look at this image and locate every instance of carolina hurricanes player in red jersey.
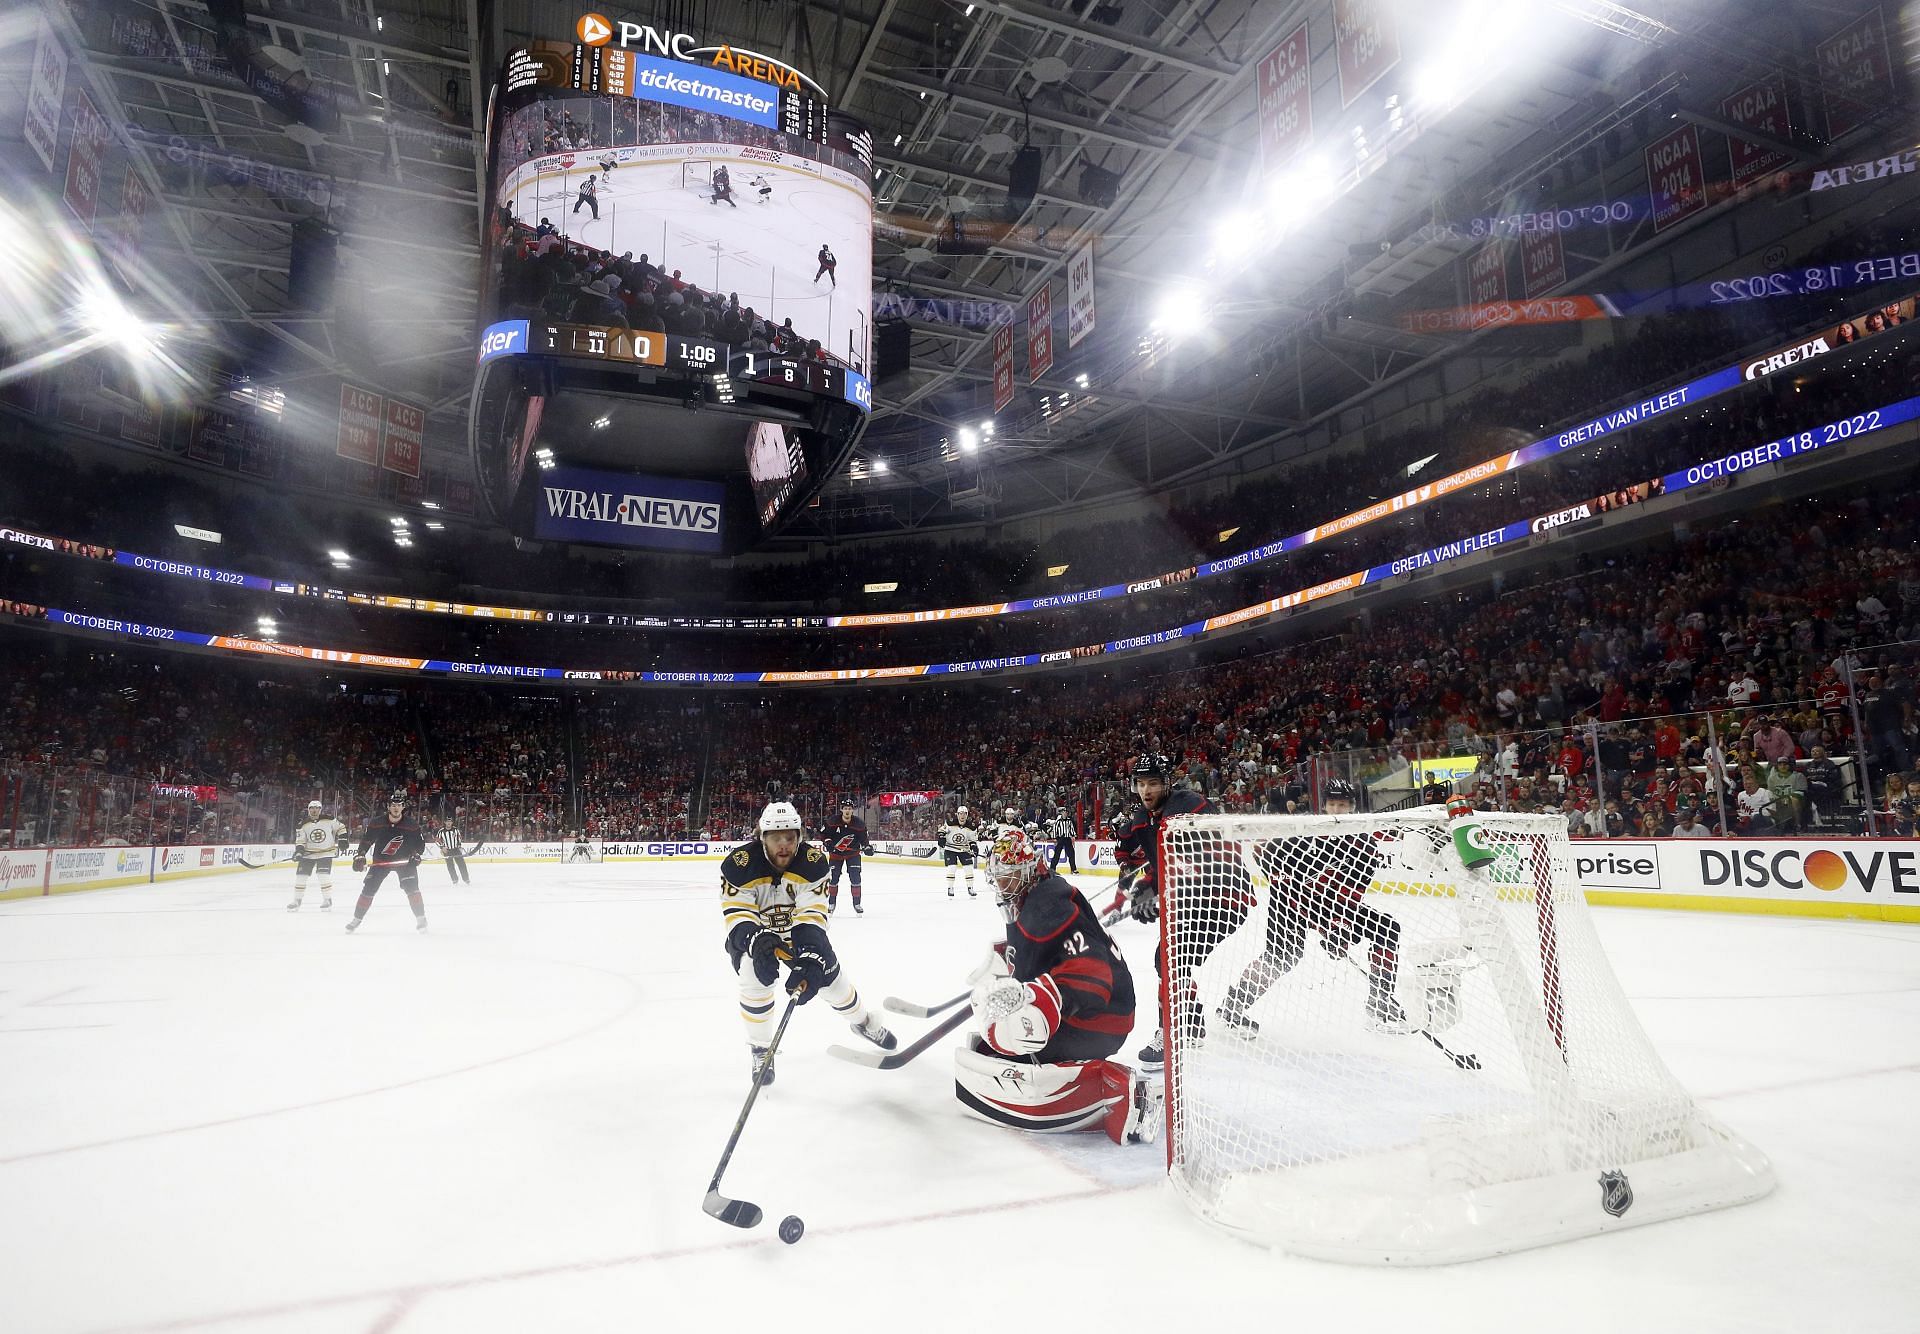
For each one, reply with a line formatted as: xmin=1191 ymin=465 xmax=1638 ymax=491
xmin=818 ymin=800 xmax=874 ymax=914
xmin=954 ymin=828 xmax=1159 ymax=1143
xmin=1217 ymin=776 xmax=1406 ymax=1034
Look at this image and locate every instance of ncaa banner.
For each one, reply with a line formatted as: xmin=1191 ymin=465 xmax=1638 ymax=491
xmin=1066 ymin=241 xmax=1096 ymax=348
xmin=381 ymin=399 xmax=426 ymax=478
xmin=1645 ymin=124 xmax=1707 ymax=233
xmin=1520 ymin=229 xmax=1565 ymax=299
xmin=1466 ymin=241 xmax=1509 ymax=306
xmin=24 ymin=18 xmax=68 ymax=173
xmin=1816 ymin=6 xmax=1895 ymax=140
xmin=532 ymin=465 xmax=724 ymax=553
xmin=1720 ymin=75 xmax=1794 ymax=187
xmin=1027 ymin=285 xmax=1054 ymax=381
xmin=1257 ymin=22 xmax=1313 ymax=171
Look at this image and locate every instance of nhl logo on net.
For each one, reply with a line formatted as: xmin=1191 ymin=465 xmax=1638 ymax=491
xmin=1598 ymin=1168 xmax=1634 ymax=1218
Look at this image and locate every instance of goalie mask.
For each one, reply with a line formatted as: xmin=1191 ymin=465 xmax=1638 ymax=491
xmin=986 ymin=827 xmax=1043 ymax=913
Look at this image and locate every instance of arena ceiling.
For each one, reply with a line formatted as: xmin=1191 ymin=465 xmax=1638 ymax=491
xmin=32 ymin=0 xmax=1875 ymax=543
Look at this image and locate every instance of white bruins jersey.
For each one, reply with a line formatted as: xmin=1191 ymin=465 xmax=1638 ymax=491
xmin=294 ymin=817 xmax=348 ymax=859
xmin=719 ymin=838 xmax=831 ymax=944
xmin=940 ymin=821 xmax=979 ymax=854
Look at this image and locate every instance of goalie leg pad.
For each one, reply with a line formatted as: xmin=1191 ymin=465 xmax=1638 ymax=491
xmin=954 ymin=1045 xmax=1131 ymax=1138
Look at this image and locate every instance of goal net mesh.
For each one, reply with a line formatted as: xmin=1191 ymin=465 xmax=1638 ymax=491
xmin=680 ymin=160 xmax=715 ymax=193
xmin=1161 ymin=807 xmax=1772 ymax=1263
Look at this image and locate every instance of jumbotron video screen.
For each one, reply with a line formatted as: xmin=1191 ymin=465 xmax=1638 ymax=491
xmin=485 ymin=41 xmax=874 ymax=381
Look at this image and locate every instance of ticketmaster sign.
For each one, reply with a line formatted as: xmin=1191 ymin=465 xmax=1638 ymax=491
xmin=532 ymin=464 xmax=724 ymax=553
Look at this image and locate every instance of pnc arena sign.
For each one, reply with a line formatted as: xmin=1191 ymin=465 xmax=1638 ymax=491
xmin=574 ymin=15 xmax=825 ymax=96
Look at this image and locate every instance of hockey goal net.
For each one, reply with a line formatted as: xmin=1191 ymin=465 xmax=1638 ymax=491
xmin=1160 ymin=806 xmax=1772 ymax=1264
xmin=680 ymin=160 xmax=715 ymax=193
xmin=562 ymin=837 xmax=605 ymax=864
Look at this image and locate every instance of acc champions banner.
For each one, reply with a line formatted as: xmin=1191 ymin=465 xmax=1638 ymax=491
xmin=532 ymin=465 xmax=724 ymax=553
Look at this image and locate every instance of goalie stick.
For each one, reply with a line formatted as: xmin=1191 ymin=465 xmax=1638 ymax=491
xmin=703 ymin=991 xmax=801 ymax=1230
xmin=882 ymin=903 xmax=1130 ymax=1020
xmin=828 ymin=1004 xmax=971 ymax=1071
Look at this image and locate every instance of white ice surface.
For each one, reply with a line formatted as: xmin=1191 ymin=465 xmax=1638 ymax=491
xmin=2 ymin=861 xmax=1917 ymax=1333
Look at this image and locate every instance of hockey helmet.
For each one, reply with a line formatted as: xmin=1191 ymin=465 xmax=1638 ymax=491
xmin=985 ymin=827 xmax=1043 ymax=901
xmin=957 ymin=804 xmax=970 ymax=817
xmin=1322 ymin=777 xmax=1357 ymax=801
xmin=387 ymin=790 xmax=409 ymax=808
xmin=758 ymin=801 xmax=804 ymax=835
xmin=1004 ymin=806 xmax=1020 ymax=821
xmin=308 ymin=799 xmax=323 ymax=811
xmin=1131 ymin=753 xmax=1171 ymax=781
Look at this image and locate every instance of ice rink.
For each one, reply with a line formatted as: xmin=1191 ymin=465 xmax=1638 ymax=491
xmin=508 ymin=154 xmax=872 ymax=368
xmin=2 ymin=858 xmax=1917 ymax=1334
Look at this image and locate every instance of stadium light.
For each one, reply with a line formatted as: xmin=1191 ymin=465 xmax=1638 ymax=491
xmin=958 ymin=427 xmax=979 ymax=452
xmin=1075 ymin=373 xmax=1089 ymax=388
xmin=979 ymin=420 xmax=994 ymax=438
xmin=1151 ymin=286 xmax=1198 ymax=333
xmin=872 ymin=458 xmax=890 ymax=474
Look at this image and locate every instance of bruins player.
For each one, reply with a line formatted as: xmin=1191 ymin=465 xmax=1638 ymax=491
xmin=939 ymin=804 xmax=981 ymax=898
xmin=956 ymin=828 xmax=1158 ymax=1143
xmin=722 ymin=801 xmax=894 ymax=1084
xmin=288 ymin=798 xmax=348 ymax=911
xmin=346 ymin=791 xmax=429 ymax=933
xmin=819 ymin=799 xmax=874 ymax=914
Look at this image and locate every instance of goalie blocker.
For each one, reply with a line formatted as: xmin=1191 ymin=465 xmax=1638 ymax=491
xmin=954 ymin=828 xmax=1159 ymax=1145
xmin=1159 ymin=804 xmax=1773 ymax=1263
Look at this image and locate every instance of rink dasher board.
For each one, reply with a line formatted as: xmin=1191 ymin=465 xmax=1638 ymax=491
xmin=6 ymin=838 xmax=1918 ymax=921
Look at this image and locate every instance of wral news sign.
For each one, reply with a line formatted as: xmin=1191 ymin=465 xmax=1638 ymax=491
xmin=533 ymin=464 xmax=724 ymax=554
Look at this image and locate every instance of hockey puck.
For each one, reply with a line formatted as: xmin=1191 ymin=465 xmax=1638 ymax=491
xmin=778 ymin=1215 xmax=805 ymax=1244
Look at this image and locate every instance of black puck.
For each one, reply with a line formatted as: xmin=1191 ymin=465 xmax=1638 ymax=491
xmin=778 ymin=1214 xmax=805 ymax=1244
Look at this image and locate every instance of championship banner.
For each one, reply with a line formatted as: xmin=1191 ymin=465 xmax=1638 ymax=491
xmin=381 ymin=399 xmax=426 ymax=478
xmin=1027 ymin=285 xmax=1054 ymax=382
xmin=1066 ymin=241 xmax=1096 ymax=348
xmin=61 ymin=89 xmax=112 ymax=231
xmin=992 ymin=320 xmax=1015 ymax=413
xmin=1520 ymin=228 xmax=1566 ymax=299
xmin=1816 ymin=6 xmax=1895 ymax=140
xmin=1720 ymin=75 xmax=1794 ymax=187
xmin=24 ymin=17 xmax=68 ymax=173
xmin=1466 ymin=241 xmax=1509 ymax=306
xmin=1256 ymin=22 xmax=1313 ymax=171
xmin=107 ymin=168 xmax=153 ymax=286
xmin=1645 ymin=123 xmax=1707 ymax=232
xmin=1333 ymin=0 xmax=1399 ymax=107
xmin=336 ymin=384 xmax=383 ymax=463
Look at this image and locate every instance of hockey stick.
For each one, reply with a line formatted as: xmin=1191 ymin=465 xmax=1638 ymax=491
xmin=828 ymin=1004 xmax=971 ymax=1071
xmin=887 ymin=897 xmax=1128 ymax=1021
xmin=703 ymin=991 xmax=801 ymax=1229
xmin=1338 ymin=955 xmax=1481 ymax=1071
xmin=884 ymin=991 xmax=969 ymax=1019
xmin=238 ymin=852 xmax=299 ymax=870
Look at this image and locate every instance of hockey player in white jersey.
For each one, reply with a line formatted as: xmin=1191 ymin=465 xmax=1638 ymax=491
xmin=940 ymin=805 xmax=982 ymax=898
xmin=750 ymin=172 xmax=772 ymax=204
xmin=288 ymin=799 xmax=348 ymax=911
xmin=721 ymin=802 xmax=894 ymax=1084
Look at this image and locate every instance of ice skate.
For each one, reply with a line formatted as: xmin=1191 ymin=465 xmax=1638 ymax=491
xmin=751 ymin=1045 xmax=776 ymax=1086
xmin=850 ymin=1015 xmax=897 ymax=1050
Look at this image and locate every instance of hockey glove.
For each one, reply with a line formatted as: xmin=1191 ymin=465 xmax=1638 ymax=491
xmin=975 ymin=976 xmax=1062 ymax=1056
xmin=1123 ymin=867 xmax=1159 ymax=924
xmin=352 ymin=855 xmax=367 ymax=874
xmin=747 ymin=928 xmax=783 ymax=986
xmin=786 ymin=946 xmax=836 ymax=1002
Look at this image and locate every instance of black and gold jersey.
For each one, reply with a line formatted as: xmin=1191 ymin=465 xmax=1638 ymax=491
xmin=719 ymin=837 xmax=831 ymax=943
